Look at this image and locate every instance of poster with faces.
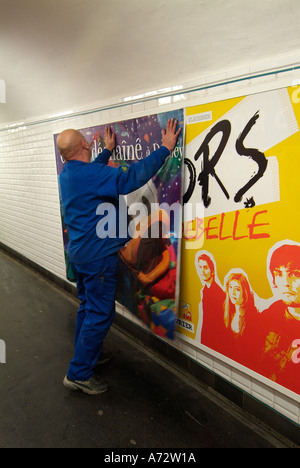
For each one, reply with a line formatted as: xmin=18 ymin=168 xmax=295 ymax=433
xmin=179 ymin=87 xmax=300 ymax=399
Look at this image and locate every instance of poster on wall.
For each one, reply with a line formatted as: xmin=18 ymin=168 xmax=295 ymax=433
xmin=54 ymin=109 xmax=184 ymax=340
xmin=178 ymin=86 xmax=300 ymax=398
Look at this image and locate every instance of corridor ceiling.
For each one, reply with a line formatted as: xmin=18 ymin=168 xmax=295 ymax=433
xmin=1 ymin=0 xmax=300 ymax=126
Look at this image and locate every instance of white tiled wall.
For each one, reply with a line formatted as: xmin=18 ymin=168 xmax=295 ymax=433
xmin=0 ymin=63 xmax=299 ymax=425
xmin=0 ymin=125 xmax=65 ymax=276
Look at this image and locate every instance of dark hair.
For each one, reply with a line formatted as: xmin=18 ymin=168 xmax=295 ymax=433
xmin=270 ymin=244 xmax=300 ymax=285
xmin=197 ymin=253 xmax=215 ymax=276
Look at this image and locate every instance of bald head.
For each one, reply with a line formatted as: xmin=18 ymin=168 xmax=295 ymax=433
xmin=57 ymin=129 xmax=91 ymax=162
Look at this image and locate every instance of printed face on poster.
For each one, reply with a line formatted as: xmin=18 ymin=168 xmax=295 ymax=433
xmin=54 ymin=110 xmax=184 ymax=340
xmin=178 ymin=86 xmax=300 ymax=399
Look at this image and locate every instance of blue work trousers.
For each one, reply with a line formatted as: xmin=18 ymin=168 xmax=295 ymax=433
xmin=67 ymin=253 xmax=119 ymax=381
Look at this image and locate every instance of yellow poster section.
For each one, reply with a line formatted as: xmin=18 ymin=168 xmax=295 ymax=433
xmin=178 ymin=86 xmax=300 ymax=341
xmin=185 ymin=96 xmax=244 ymax=145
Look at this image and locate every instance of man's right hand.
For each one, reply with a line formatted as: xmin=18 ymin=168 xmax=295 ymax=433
xmin=161 ymin=118 xmax=182 ymax=152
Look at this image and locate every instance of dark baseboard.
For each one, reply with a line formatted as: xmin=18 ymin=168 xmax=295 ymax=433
xmin=1 ymin=242 xmax=299 ymax=446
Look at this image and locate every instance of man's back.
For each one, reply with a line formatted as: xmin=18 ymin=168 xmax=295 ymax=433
xmin=59 ymin=146 xmax=170 ymax=264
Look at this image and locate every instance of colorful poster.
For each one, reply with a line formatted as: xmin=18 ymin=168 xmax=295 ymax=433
xmin=54 ymin=109 xmax=184 ymax=340
xmin=179 ymin=87 xmax=300 ymax=397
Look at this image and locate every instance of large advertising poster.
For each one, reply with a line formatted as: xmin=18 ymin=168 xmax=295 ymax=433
xmin=178 ymin=87 xmax=300 ymax=398
xmin=54 ymin=109 xmax=184 ymax=340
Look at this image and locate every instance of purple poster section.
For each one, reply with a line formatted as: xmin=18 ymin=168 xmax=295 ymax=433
xmin=54 ymin=109 xmax=184 ymax=339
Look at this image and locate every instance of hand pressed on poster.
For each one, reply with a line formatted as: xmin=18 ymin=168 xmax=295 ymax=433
xmin=161 ymin=118 xmax=182 ymax=152
xmin=103 ymin=126 xmax=115 ymax=152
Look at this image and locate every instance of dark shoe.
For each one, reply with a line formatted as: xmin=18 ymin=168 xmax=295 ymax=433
xmin=63 ymin=375 xmax=109 ymax=395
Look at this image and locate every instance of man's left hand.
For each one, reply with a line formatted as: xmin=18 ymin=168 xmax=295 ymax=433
xmin=104 ymin=126 xmax=116 ymax=152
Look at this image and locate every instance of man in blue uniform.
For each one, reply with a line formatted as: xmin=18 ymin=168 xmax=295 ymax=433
xmin=57 ymin=120 xmax=181 ymax=395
